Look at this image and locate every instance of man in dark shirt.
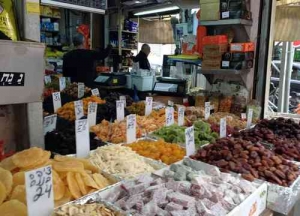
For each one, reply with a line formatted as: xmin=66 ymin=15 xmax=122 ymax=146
xmin=133 ymin=44 xmax=151 ymax=70
xmin=63 ymin=34 xmax=112 ymax=87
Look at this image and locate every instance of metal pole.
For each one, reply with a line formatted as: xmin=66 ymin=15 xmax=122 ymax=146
xmin=277 ymin=42 xmax=288 ymax=112
xmin=284 ymin=42 xmax=294 ymax=112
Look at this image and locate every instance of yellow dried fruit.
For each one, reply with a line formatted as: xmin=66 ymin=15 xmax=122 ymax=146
xmin=12 ymin=172 xmax=25 ymax=188
xmin=55 ymin=188 xmax=72 ymax=207
xmin=0 ymin=199 xmax=27 ymax=216
xmin=0 ymin=167 xmax=13 ymax=195
xmin=12 ymin=147 xmax=43 ymax=168
xmin=92 ymin=173 xmax=110 ymax=189
xmin=10 ymin=185 xmax=26 ymax=204
xmin=53 ymin=161 xmax=84 ymax=173
xmin=66 ymin=172 xmax=82 ymax=199
xmin=52 ymin=170 xmax=65 ymax=201
xmin=75 ymin=173 xmax=88 ymax=196
xmin=82 ymin=174 xmax=99 ymax=189
xmin=0 ymin=182 xmax=7 ymax=205
xmin=0 ymin=157 xmax=17 ymax=171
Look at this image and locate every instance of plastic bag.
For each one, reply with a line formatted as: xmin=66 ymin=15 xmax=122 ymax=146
xmin=0 ymin=0 xmax=18 ymax=40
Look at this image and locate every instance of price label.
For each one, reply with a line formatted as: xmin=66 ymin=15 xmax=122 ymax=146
xmin=247 ymin=109 xmax=253 ymax=129
xmin=66 ymin=77 xmax=71 ymax=83
xmin=44 ymin=76 xmax=51 ymax=84
xmin=222 ymin=61 xmax=230 ymax=67
xmin=178 ymin=106 xmax=185 ymax=126
xmin=116 ymin=100 xmax=125 ymax=121
xmin=205 ymin=102 xmax=211 ymax=120
xmin=120 ymin=96 xmax=127 ymax=107
xmin=52 ymin=92 xmax=61 ymax=112
xmin=185 ymin=126 xmax=195 ymax=157
xmin=145 ymin=97 xmax=153 ymax=116
xmin=88 ymin=102 xmax=98 ymax=127
xmin=74 ymin=100 xmax=84 ymax=120
xmin=220 ymin=117 xmax=227 ymax=138
xmin=78 ymin=82 xmax=85 ymax=98
xmin=91 ymin=88 xmax=100 ymax=97
xmin=25 ymin=165 xmax=54 ymax=216
xmin=241 ymin=113 xmax=247 ymax=120
xmin=126 ymin=114 xmax=136 ymax=143
xmin=165 ymin=107 xmax=174 ymax=126
xmin=168 ymin=100 xmax=174 ymax=107
xmin=43 ymin=114 xmax=57 ymax=135
xmin=59 ymin=77 xmax=66 ymax=91
xmin=222 ymin=11 xmax=230 ymax=19
xmin=75 ymin=119 xmax=90 ymax=158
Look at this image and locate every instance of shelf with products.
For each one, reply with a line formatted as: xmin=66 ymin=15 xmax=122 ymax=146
xmin=199 ymin=19 xmax=252 ymax=26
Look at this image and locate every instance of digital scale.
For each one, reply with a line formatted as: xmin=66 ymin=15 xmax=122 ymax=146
xmin=153 ymin=77 xmax=187 ymax=96
xmin=94 ymin=72 xmax=127 ymax=86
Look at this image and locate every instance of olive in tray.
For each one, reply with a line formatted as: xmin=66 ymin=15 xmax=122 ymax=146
xmin=191 ymin=137 xmax=300 ymax=187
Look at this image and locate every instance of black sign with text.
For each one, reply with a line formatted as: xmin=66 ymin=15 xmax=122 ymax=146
xmin=0 ymin=72 xmax=25 ymax=86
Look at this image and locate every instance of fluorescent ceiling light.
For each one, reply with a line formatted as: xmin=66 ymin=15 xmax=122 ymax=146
xmin=134 ymin=6 xmax=180 ymax=16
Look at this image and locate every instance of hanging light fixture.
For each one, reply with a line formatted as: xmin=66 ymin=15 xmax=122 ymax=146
xmin=134 ymin=6 xmax=180 ymax=16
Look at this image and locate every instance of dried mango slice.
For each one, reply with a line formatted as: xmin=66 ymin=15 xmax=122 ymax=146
xmin=12 ymin=147 xmax=43 ymax=168
xmin=66 ymin=172 xmax=82 ymax=199
xmin=0 ymin=199 xmax=27 ymax=216
xmin=54 ymin=156 xmax=98 ymax=173
xmin=53 ymin=161 xmax=84 ymax=173
xmin=54 ymin=188 xmax=72 ymax=207
xmin=12 ymin=172 xmax=25 ymax=187
xmin=92 ymin=173 xmax=110 ymax=189
xmin=82 ymin=173 xmax=99 ymax=189
xmin=53 ymin=170 xmax=65 ymax=201
xmin=0 ymin=167 xmax=13 ymax=195
xmin=0 ymin=182 xmax=6 ymax=205
xmin=0 ymin=157 xmax=17 ymax=171
xmin=10 ymin=185 xmax=26 ymax=204
xmin=74 ymin=173 xmax=88 ymax=196
xmin=19 ymin=151 xmax=51 ymax=171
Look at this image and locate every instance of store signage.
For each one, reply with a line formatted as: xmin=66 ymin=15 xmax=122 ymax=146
xmin=220 ymin=118 xmax=227 ymax=138
xmin=0 ymin=72 xmax=25 ymax=86
xmin=145 ymin=97 xmax=153 ymax=116
xmin=177 ymin=106 xmax=185 ymax=126
xmin=88 ymin=102 xmax=97 ymax=127
xmin=185 ymin=126 xmax=195 ymax=156
xmin=25 ymin=165 xmax=54 ymax=216
xmin=41 ymin=0 xmax=106 ymax=14
xmin=44 ymin=76 xmax=51 ymax=84
xmin=52 ymin=92 xmax=62 ymax=112
xmin=116 ymin=100 xmax=125 ymax=121
xmin=43 ymin=114 xmax=57 ymax=135
xmin=59 ymin=77 xmax=66 ymax=91
xmin=91 ymin=88 xmax=100 ymax=97
xmin=120 ymin=96 xmax=127 ymax=107
xmin=126 ymin=114 xmax=136 ymax=144
xmin=221 ymin=11 xmax=230 ymax=19
xmin=241 ymin=113 xmax=247 ymax=120
xmin=247 ymin=109 xmax=253 ymax=129
xmin=205 ymin=102 xmax=211 ymax=120
xmin=74 ymin=100 xmax=84 ymax=120
xmin=75 ymin=119 xmax=90 ymax=158
xmin=165 ymin=107 xmax=174 ymax=126
xmin=78 ymin=82 xmax=85 ymax=98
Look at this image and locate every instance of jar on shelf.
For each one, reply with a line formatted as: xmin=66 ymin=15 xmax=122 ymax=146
xmin=219 ymin=95 xmax=233 ymax=113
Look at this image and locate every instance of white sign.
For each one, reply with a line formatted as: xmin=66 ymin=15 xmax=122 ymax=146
xmin=168 ymin=100 xmax=174 ymax=107
xmin=247 ymin=109 xmax=253 ymax=129
xmin=120 ymin=96 xmax=127 ymax=107
xmin=178 ymin=106 xmax=185 ymax=126
xmin=52 ymin=92 xmax=62 ymax=112
xmin=59 ymin=77 xmax=66 ymax=91
xmin=220 ymin=117 xmax=227 ymax=138
xmin=185 ymin=126 xmax=195 ymax=157
xmin=205 ymin=102 xmax=211 ymax=120
xmin=91 ymin=88 xmax=100 ymax=97
xmin=145 ymin=97 xmax=153 ymax=116
xmin=165 ymin=107 xmax=174 ymax=126
xmin=126 ymin=114 xmax=137 ymax=144
xmin=74 ymin=100 xmax=84 ymax=120
xmin=222 ymin=61 xmax=230 ymax=67
xmin=78 ymin=82 xmax=85 ymax=98
xmin=75 ymin=119 xmax=90 ymax=158
xmin=25 ymin=165 xmax=54 ymax=216
xmin=116 ymin=100 xmax=125 ymax=121
xmin=88 ymin=102 xmax=98 ymax=127
xmin=43 ymin=114 xmax=57 ymax=135
xmin=44 ymin=76 xmax=51 ymax=84
xmin=222 ymin=11 xmax=230 ymax=19
xmin=241 ymin=113 xmax=247 ymax=120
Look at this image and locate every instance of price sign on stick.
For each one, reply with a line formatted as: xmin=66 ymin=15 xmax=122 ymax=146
xmin=59 ymin=77 xmax=66 ymax=91
xmin=178 ymin=106 xmax=185 ymax=126
xmin=43 ymin=114 xmax=57 ymax=135
xmin=165 ymin=107 xmax=174 ymax=126
xmin=116 ymin=100 xmax=125 ymax=121
xmin=241 ymin=113 xmax=247 ymax=120
xmin=145 ymin=97 xmax=153 ymax=116
xmin=75 ymin=119 xmax=90 ymax=158
xmin=91 ymin=88 xmax=100 ymax=97
xmin=44 ymin=76 xmax=51 ymax=84
xmin=25 ymin=165 xmax=54 ymax=216
xmin=247 ymin=109 xmax=253 ymax=129
xmin=220 ymin=117 xmax=227 ymax=138
xmin=88 ymin=102 xmax=98 ymax=127
xmin=52 ymin=92 xmax=61 ymax=112
xmin=205 ymin=102 xmax=211 ymax=120
xmin=120 ymin=96 xmax=127 ymax=107
xmin=185 ymin=126 xmax=195 ymax=156
xmin=74 ymin=100 xmax=84 ymax=120
xmin=168 ymin=100 xmax=174 ymax=107
xmin=127 ymin=114 xmax=137 ymax=144
xmin=78 ymin=82 xmax=85 ymax=98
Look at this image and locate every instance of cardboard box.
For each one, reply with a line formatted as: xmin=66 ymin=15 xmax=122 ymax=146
xmin=203 ymin=44 xmax=228 ymax=53
xmin=200 ymin=3 xmax=220 ymax=21
xmin=200 ymin=0 xmax=220 ymax=3
xmin=203 ymin=53 xmax=223 ymax=60
xmin=202 ymin=59 xmax=221 ymax=69
xmin=221 ymin=60 xmax=253 ymax=70
xmin=220 ymin=0 xmax=246 ymax=11
xmin=222 ymin=52 xmax=255 ymax=61
xmin=230 ymin=42 xmax=255 ymax=52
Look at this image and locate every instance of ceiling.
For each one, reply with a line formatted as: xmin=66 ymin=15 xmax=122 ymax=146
xmin=120 ymin=0 xmax=199 ymax=10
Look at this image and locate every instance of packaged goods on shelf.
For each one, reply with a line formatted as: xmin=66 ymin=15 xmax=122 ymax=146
xmin=200 ymin=2 xmax=220 ymax=21
xmin=202 ymin=35 xmax=228 ymax=45
xmin=221 ymin=60 xmax=254 ymax=70
xmin=230 ymin=42 xmax=255 ymax=52
xmin=219 ymin=96 xmax=233 ymax=113
xmin=222 ymin=52 xmax=255 ymax=61
xmin=203 ymin=44 xmax=229 ymax=54
xmin=185 ymin=106 xmax=205 ymax=122
xmin=195 ymin=94 xmax=207 ymax=107
xmin=231 ymin=95 xmax=247 ymax=116
xmin=202 ymin=60 xmax=221 ymax=70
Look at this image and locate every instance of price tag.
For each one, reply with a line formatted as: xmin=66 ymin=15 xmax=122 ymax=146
xmin=247 ymin=109 xmax=253 ymax=129
xmin=165 ymin=107 xmax=174 ymax=126
xmin=145 ymin=97 xmax=153 ymax=116
xmin=43 ymin=114 xmax=57 ymax=135
xmin=168 ymin=100 xmax=174 ymax=107
xmin=59 ymin=77 xmax=66 ymax=91
xmin=74 ymin=100 xmax=84 ymax=120
xmin=222 ymin=61 xmax=230 ymax=67
xmin=178 ymin=106 xmax=185 ymax=126
xmin=222 ymin=11 xmax=230 ymax=19
xmin=52 ymin=92 xmax=61 ymax=112
xmin=116 ymin=100 xmax=125 ymax=121
xmin=241 ymin=113 xmax=247 ymax=120
xmin=66 ymin=77 xmax=71 ymax=83
xmin=91 ymin=88 xmax=100 ymax=97
xmin=44 ymin=76 xmax=51 ymax=84
xmin=220 ymin=117 xmax=227 ymax=138
xmin=126 ymin=114 xmax=137 ymax=144
xmin=75 ymin=119 xmax=90 ymax=158
xmin=205 ymin=102 xmax=211 ymax=120
xmin=25 ymin=165 xmax=54 ymax=216
xmin=78 ymin=82 xmax=85 ymax=98
xmin=120 ymin=96 xmax=127 ymax=107
xmin=185 ymin=126 xmax=195 ymax=156
xmin=88 ymin=102 xmax=98 ymax=127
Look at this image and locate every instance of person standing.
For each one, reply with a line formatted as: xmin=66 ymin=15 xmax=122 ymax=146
xmin=133 ymin=44 xmax=151 ymax=70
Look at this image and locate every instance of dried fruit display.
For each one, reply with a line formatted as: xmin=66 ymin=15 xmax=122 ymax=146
xmin=126 ymin=139 xmax=186 ymax=165
xmin=191 ymin=138 xmax=300 ymax=186
xmin=185 ymin=106 xmax=205 ymax=123
xmin=219 ymin=96 xmax=233 ymax=113
xmin=104 ymin=92 xmax=134 ymax=106
xmin=127 ymin=101 xmax=145 ymax=116
xmin=230 ymin=95 xmax=247 ymax=116
xmin=62 ymin=83 xmax=92 ymax=99
xmin=210 ymin=123 xmax=236 ymax=137
xmin=206 ymin=112 xmax=246 ymax=130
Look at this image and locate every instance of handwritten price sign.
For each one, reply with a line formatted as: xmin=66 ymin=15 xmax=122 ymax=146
xmin=25 ymin=165 xmax=54 ymax=216
xmin=74 ymin=100 xmax=84 ymax=120
xmin=59 ymin=77 xmax=66 ymax=91
xmin=43 ymin=114 xmax=57 ymax=135
xmin=126 ymin=114 xmax=136 ymax=143
xmin=165 ymin=107 xmax=174 ymax=126
xmin=185 ymin=126 xmax=195 ymax=156
xmin=247 ymin=109 xmax=253 ymax=129
xmin=52 ymin=92 xmax=61 ymax=112
xmin=44 ymin=76 xmax=51 ymax=84
xmin=205 ymin=102 xmax=211 ymax=120
xmin=91 ymin=88 xmax=100 ymax=97
xmin=78 ymin=82 xmax=85 ymax=98
xmin=75 ymin=119 xmax=90 ymax=158
xmin=220 ymin=117 xmax=227 ymax=138
xmin=120 ymin=96 xmax=127 ymax=107
xmin=178 ymin=106 xmax=185 ymax=126
xmin=145 ymin=97 xmax=153 ymax=116
xmin=88 ymin=102 xmax=97 ymax=127
xmin=116 ymin=100 xmax=125 ymax=121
